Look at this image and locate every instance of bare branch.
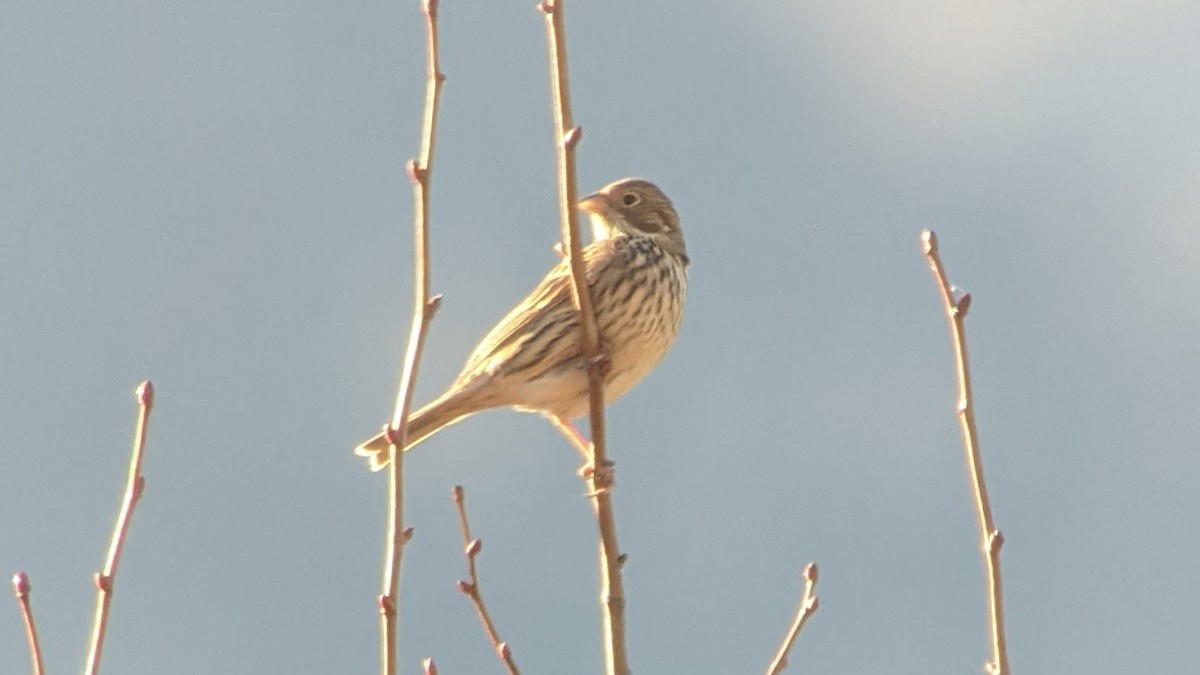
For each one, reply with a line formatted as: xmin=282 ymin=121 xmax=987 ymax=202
xmin=379 ymin=2 xmax=446 ymax=673
xmin=12 ymin=571 xmax=45 ymax=675
xmin=765 ymin=563 xmax=820 ymax=675
xmin=451 ymin=486 xmax=520 ymax=675
xmin=921 ymin=230 xmax=1010 ymax=675
xmin=538 ymin=2 xmax=628 ymax=673
xmin=84 ymin=381 xmax=154 ymax=675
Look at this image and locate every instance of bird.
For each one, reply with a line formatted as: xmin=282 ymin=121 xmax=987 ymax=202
xmin=354 ymin=177 xmax=688 ymax=471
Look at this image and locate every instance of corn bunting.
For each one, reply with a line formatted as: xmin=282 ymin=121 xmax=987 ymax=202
xmin=355 ymin=177 xmax=688 ymax=470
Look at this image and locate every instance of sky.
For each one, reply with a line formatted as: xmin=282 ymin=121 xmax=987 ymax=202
xmin=3 ymin=1 xmax=1199 ymax=673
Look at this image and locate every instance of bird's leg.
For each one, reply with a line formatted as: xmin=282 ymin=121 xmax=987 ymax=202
xmin=549 ymin=413 xmax=591 ymax=462
xmin=568 ymin=352 xmax=614 ymax=486
xmin=547 ymin=414 xmax=615 ymax=490
xmin=545 ymin=346 xmax=614 ymax=480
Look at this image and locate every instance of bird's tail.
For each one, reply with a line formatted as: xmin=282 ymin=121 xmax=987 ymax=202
xmin=353 ymin=392 xmax=480 ymax=471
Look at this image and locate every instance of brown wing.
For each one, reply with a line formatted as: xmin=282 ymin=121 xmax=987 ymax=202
xmin=452 ymin=240 xmax=616 ymax=386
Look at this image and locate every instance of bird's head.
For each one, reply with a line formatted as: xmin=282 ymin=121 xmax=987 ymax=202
xmin=578 ymin=178 xmax=687 ymax=261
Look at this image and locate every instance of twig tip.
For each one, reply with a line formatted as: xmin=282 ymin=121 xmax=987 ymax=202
xmin=451 ymin=484 xmax=464 ymax=502
xmin=803 ymin=562 xmax=818 ymax=583
xmin=921 ymin=229 xmax=938 ymax=255
xmin=423 ymin=0 xmax=438 ymax=18
xmin=423 ymin=657 xmax=439 ymax=675
xmin=136 ymin=380 xmax=155 ymax=407
xmin=12 ymin=571 xmax=30 ymax=597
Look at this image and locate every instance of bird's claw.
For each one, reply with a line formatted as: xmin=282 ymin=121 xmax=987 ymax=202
xmin=579 ymin=458 xmax=615 ymax=493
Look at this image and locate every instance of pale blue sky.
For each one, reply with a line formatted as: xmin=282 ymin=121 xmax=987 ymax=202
xmin=4 ymin=2 xmax=1199 ymax=673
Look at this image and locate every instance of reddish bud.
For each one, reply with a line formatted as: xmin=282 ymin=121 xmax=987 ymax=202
xmin=12 ymin=571 xmax=30 ymax=597
xmin=93 ymin=573 xmax=113 ymax=593
xmin=378 ymin=594 xmax=395 ymax=612
xmin=804 ymin=562 xmax=819 ymax=583
xmin=466 ymin=538 xmax=482 ymax=557
xmin=563 ymin=126 xmax=583 ymax=149
xmin=136 ymin=380 xmax=155 ymax=407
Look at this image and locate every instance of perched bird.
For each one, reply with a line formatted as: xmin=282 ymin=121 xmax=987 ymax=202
xmin=355 ymin=177 xmax=688 ymax=471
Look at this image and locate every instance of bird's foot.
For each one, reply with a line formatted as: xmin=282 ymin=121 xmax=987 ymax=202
xmin=580 ymin=458 xmax=615 ymax=494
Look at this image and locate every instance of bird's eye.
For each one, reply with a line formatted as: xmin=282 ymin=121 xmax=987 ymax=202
xmin=622 ymin=192 xmax=640 ymax=207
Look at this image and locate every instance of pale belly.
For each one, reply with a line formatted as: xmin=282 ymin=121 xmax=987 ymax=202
xmin=511 ymin=266 xmax=687 ymax=420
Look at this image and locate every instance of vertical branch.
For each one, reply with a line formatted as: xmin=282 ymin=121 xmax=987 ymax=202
xmin=921 ymin=230 xmax=1010 ymax=675
xmin=537 ymin=2 xmax=628 ymax=674
xmin=765 ymin=563 xmax=820 ymax=675
xmin=12 ymin=572 xmax=45 ymax=675
xmin=84 ymin=381 xmax=154 ymax=675
xmin=378 ymin=1 xmax=445 ymax=674
xmin=452 ymin=486 xmax=520 ymax=675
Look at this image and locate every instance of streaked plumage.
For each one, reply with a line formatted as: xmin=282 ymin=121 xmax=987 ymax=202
xmin=355 ymin=178 xmax=688 ymax=471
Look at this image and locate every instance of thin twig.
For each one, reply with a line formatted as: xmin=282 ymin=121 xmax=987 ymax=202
xmin=12 ymin=572 xmax=45 ymax=675
xmin=452 ymin=486 xmax=520 ymax=675
xmin=84 ymin=381 xmax=154 ymax=675
xmin=538 ymin=2 xmax=629 ymax=674
xmin=378 ymin=2 xmax=445 ymax=674
xmin=921 ymin=230 xmax=1010 ymax=675
xmin=765 ymin=563 xmax=820 ymax=675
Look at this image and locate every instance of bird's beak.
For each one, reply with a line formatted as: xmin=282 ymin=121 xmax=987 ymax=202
xmin=577 ymin=191 xmax=609 ymax=215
